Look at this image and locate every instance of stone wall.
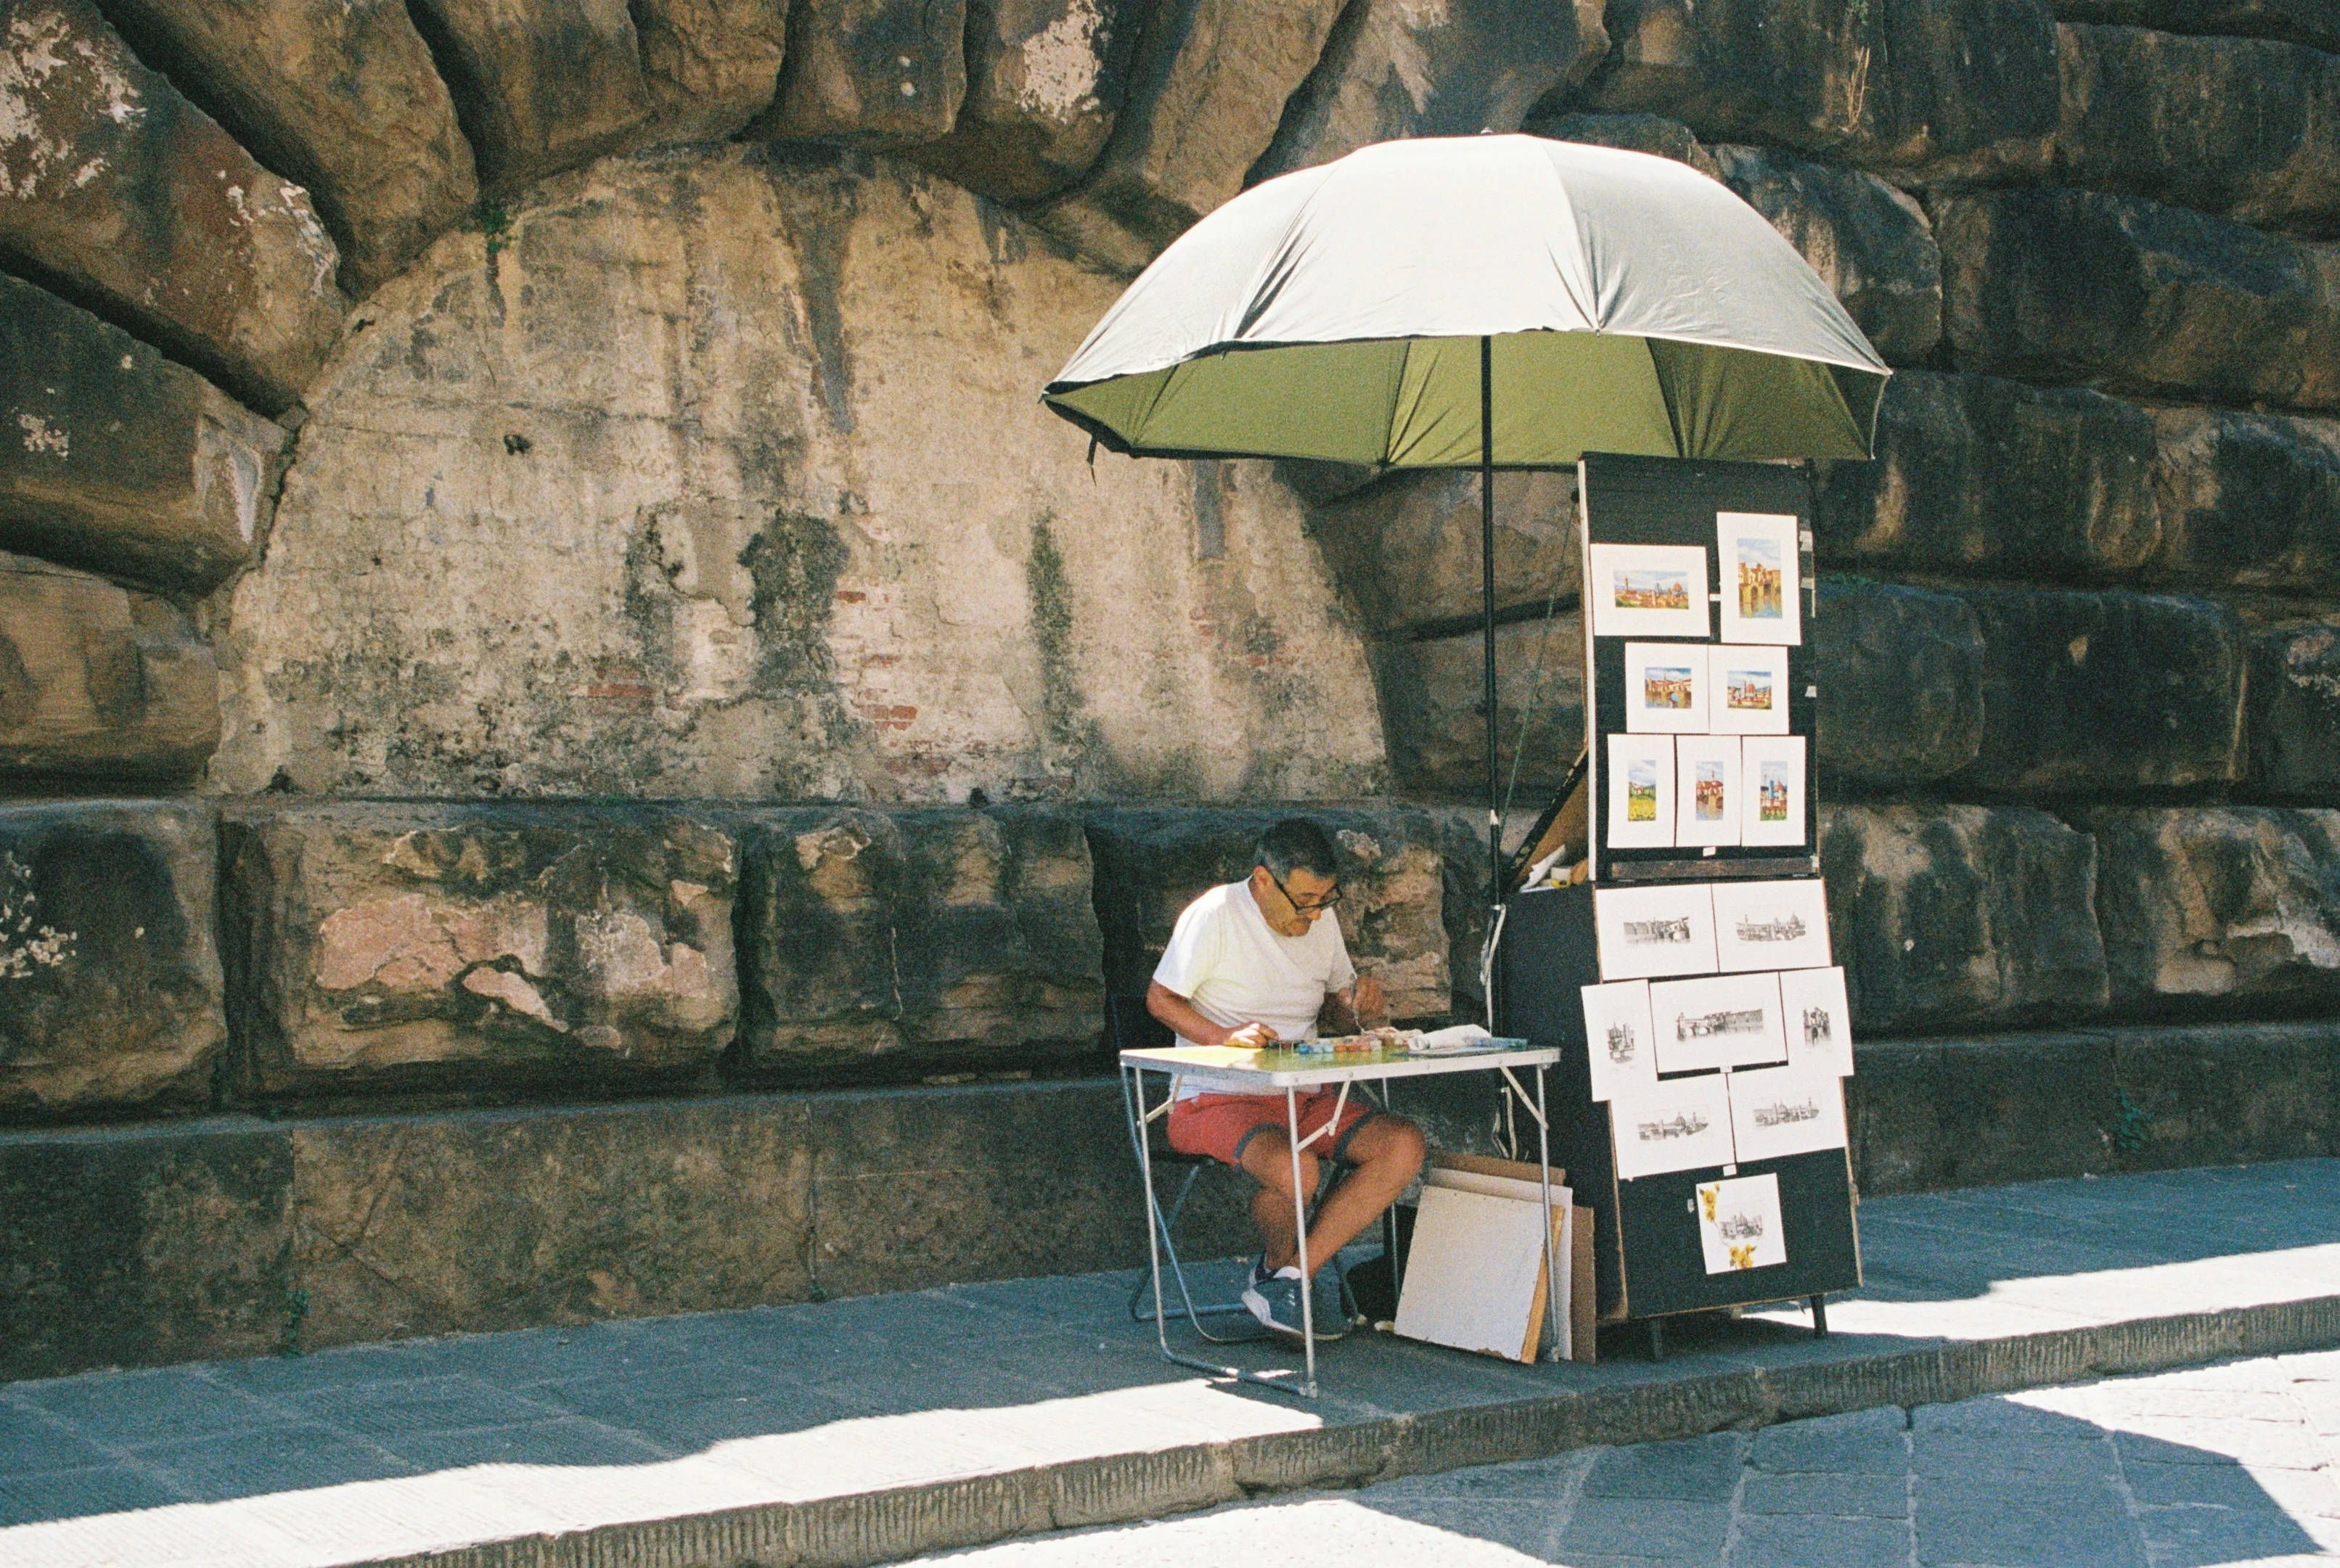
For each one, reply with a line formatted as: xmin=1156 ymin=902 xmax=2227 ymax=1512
xmin=4 ymin=0 xmax=2340 ymax=1365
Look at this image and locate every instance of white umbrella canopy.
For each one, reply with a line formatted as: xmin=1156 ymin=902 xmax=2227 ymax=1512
xmin=1044 ymin=134 xmax=1889 ymax=467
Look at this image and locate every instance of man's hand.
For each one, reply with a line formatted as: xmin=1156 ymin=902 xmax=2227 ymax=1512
xmin=1350 ymin=974 xmax=1389 ymax=1029
xmin=1225 ymin=1020 xmax=1282 ymax=1049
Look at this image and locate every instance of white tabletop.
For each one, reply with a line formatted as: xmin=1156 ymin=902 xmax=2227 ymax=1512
xmin=1118 ymin=1040 xmax=1558 ymax=1093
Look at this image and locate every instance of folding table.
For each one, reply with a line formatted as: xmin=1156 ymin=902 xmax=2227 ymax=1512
xmin=1118 ymin=1038 xmax=1562 ymax=1398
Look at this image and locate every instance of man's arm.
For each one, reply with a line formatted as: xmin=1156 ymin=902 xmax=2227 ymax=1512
xmin=1317 ymin=974 xmax=1390 ymax=1035
xmin=1147 ymin=980 xmax=1279 ymax=1048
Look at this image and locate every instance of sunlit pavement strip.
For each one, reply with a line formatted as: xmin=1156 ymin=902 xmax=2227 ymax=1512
xmin=4 ymin=1159 xmax=2339 ymax=1567
xmin=910 ymin=1355 xmax=2340 ymax=1567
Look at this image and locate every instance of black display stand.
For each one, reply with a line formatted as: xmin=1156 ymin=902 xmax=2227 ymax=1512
xmin=1494 ymin=453 xmax=1861 ymax=1348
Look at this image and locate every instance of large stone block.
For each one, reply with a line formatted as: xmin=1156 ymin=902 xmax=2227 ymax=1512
xmin=1850 ymin=1031 xmax=2118 ymax=1193
xmin=909 ymin=0 xmax=1144 ymax=202
xmin=290 ymin=1096 xmax=813 ymax=1348
xmin=406 ymin=0 xmax=654 ymax=195
xmin=1937 ymin=186 xmax=2340 ymax=411
xmin=735 ymin=805 xmax=1105 ymax=1085
xmin=2249 ymin=621 xmax=2340 ymax=797
xmin=629 ymin=0 xmax=793 ymax=142
xmin=213 ymin=149 xmax=1388 ymax=803
xmin=1950 ymin=587 xmax=2246 ymax=792
xmin=1818 ymin=803 xmax=2109 ymax=1034
xmin=0 ymin=800 xmax=224 ymax=1122
xmin=2053 ymin=0 xmax=2340 ymax=54
xmin=1584 ymin=0 xmax=2060 ymax=178
xmin=1031 ymin=0 xmax=1347 ymax=274
xmin=1529 ymin=110 xmax=1721 ymax=175
xmin=0 ymin=554 xmax=219 ymax=782
xmin=1307 ymin=468 xmax=1579 ymax=634
xmin=0 ymin=272 xmax=288 ymax=594
xmin=806 ymin=1080 xmax=1170 ymax=1298
xmin=0 ymin=1076 xmax=1248 ymax=1376
xmin=1812 ymin=579 xmax=1984 ymax=783
xmin=1709 ymin=145 xmax=1943 ymax=366
xmin=0 ymin=1118 xmax=290 ymax=1381
xmin=2148 ymin=406 xmax=2340 ymax=591
xmin=757 ymin=0 xmax=967 ymax=144
xmin=1375 ymin=615 xmax=1587 ymax=803
xmin=1849 ymin=1020 xmax=2340 ymax=1194
xmin=87 ymin=0 xmax=480 ymax=294
xmin=0 ymin=0 xmax=345 ymax=416
xmin=1250 ymin=0 xmax=1607 ymax=182
xmin=2080 ymin=806 xmax=2340 ymax=1013
xmin=1085 ymin=805 xmax=1454 ymax=1024
xmin=221 ymin=803 xmax=739 ymax=1104
xmin=2056 ymin=24 xmax=2340 ymax=239
xmin=1815 ymin=369 xmax=2161 ymax=582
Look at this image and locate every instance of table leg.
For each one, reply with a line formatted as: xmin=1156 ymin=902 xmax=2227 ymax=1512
xmin=1811 ymin=1294 xmax=1829 ymax=1339
xmin=1124 ymin=1063 xmax=1313 ymax=1400
xmin=1648 ymin=1318 xmax=1666 ymax=1362
xmin=1534 ymin=1064 xmax=1562 ymax=1363
xmin=1124 ymin=1062 xmax=1174 ymax=1361
xmin=1288 ymin=1084 xmax=1317 ymax=1397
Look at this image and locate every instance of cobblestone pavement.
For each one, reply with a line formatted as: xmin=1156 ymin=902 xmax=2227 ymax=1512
xmin=915 ymin=1352 xmax=2340 ymax=1567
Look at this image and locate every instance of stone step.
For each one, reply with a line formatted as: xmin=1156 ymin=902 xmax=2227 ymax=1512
xmin=0 ymin=1160 xmax=2336 ymax=1568
xmin=4 ymin=1021 xmax=2334 ymax=1384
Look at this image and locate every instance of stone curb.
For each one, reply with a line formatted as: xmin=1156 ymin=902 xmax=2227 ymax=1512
xmin=351 ymin=1292 xmax=2340 ymax=1568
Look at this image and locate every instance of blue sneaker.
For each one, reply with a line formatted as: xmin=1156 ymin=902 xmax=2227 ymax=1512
xmin=1243 ymin=1268 xmax=1348 ymax=1341
xmin=1312 ymin=1263 xmax=1354 ymax=1331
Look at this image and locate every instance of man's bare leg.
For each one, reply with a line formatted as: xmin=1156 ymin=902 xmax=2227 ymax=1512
xmin=1239 ymin=1115 xmax=1427 ymax=1276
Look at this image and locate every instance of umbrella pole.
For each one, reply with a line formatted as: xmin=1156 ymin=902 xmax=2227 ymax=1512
xmin=1480 ymin=334 xmax=1501 ymax=966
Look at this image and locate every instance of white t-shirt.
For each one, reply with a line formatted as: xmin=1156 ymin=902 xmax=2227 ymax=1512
xmin=1152 ymin=880 xmax=1357 ymax=1099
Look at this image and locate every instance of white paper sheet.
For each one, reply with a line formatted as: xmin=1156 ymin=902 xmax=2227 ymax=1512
xmin=1727 ymin=1061 xmax=1849 ymax=1162
xmin=1588 ymin=543 xmax=1711 ymax=640
xmin=1708 ymin=644 xmax=1791 ymax=735
xmin=1623 ymin=641 xmax=1711 ymax=734
xmin=1612 ymin=1072 xmax=1735 ymax=1179
xmin=1650 ymin=971 xmax=1788 ymax=1072
xmin=1675 ymin=734 xmax=1743 ymax=848
xmin=1396 ymin=1183 xmax=1566 ymax=1361
xmin=1605 ymin=731 xmax=1676 ymax=850
xmin=1716 ymin=512 xmax=1801 ymax=646
xmin=1697 ymin=1172 xmax=1787 ymax=1273
xmin=1740 ymin=735 xmax=1808 ymax=848
xmin=1579 ymin=979 xmax=1658 ymax=1101
xmin=1711 ymin=879 xmax=1833 ymax=972
xmin=1593 ymin=883 xmax=1717 ymax=980
xmin=1776 ymin=966 xmax=1854 ymax=1077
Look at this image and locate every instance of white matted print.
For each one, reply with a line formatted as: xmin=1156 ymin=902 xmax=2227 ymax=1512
xmin=1580 ymin=980 xmax=1659 ymax=1101
xmin=1593 ymin=883 xmax=1717 ymax=980
xmin=1740 ymin=735 xmax=1808 ymax=848
xmin=1711 ymin=879 xmax=1832 ymax=972
xmin=1708 ymin=644 xmax=1791 ymax=736
xmin=1675 ymin=734 xmax=1743 ymax=848
xmin=1623 ymin=641 xmax=1710 ymax=734
xmin=1697 ymin=1173 xmax=1787 ymax=1273
xmin=1650 ymin=971 xmax=1788 ymax=1073
xmin=1778 ymin=966 xmax=1854 ymax=1077
xmin=1605 ymin=732 xmax=1675 ymax=850
xmin=1613 ymin=1073 xmax=1735 ymax=1180
xmin=1717 ymin=512 xmax=1801 ymax=646
xmin=1727 ymin=1062 xmax=1849 ymax=1164
xmin=1589 ymin=543 xmax=1711 ymax=640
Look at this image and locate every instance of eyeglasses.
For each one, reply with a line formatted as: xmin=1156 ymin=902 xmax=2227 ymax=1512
xmin=1267 ymin=869 xmax=1342 ymax=916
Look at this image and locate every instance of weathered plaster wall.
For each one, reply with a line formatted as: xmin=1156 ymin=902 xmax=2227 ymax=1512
xmin=213 ymin=147 xmax=1386 ymax=804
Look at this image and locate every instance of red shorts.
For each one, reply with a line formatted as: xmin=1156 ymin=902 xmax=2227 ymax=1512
xmin=1167 ymin=1089 xmax=1381 ymax=1169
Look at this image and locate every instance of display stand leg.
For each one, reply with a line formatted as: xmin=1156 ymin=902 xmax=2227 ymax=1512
xmin=1648 ymin=1318 xmax=1666 ymax=1362
xmin=1811 ymin=1294 xmax=1828 ymax=1339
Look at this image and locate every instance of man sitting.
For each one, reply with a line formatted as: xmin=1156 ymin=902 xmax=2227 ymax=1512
xmin=1147 ymin=818 xmax=1428 ymax=1339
